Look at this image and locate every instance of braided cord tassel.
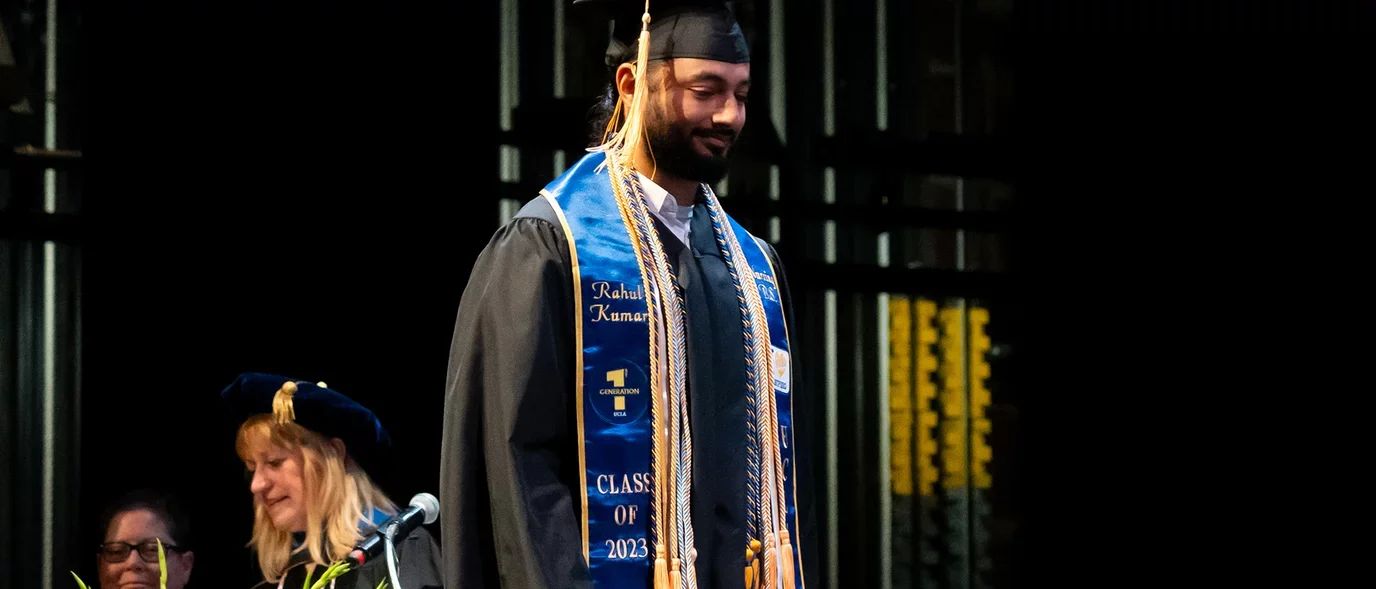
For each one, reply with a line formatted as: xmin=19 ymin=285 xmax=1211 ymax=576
xmin=731 ymin=201 xmax=793 ymax=589
xmin=623 ymin=173 xmax=680 ymax=575
xmin=625 ymin=172 xmax=697 ymax=589
xmin=595 ymin=3 xmax=673 ymax=582
xmin=617 ymin=167 xmax=672 ymax=589
xmin=695 ymin=187 xmax=762 ymax=551
xmin=626 ymin=172 xmax=681 ymax=569
xmin=700 ymin=187 xmax=783 ymax=587
xmin=607 ymin=157 xmax=672 ymax=581
xmin=676 ymin=337 xmax=698 ymax=589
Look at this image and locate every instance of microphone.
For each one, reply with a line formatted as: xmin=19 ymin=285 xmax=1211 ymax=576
xmin=346 ymin=493 xmax=440 ymax=567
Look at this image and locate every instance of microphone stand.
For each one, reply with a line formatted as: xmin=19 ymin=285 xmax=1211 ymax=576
xmin=383 ymin=520 xmax=403 ymax=589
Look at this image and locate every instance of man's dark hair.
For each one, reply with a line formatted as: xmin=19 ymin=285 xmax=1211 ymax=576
xmin=587 ymin=78 xmax=619 ymax=147
xmin=98 ymin=488 xmax=195 ymax=550
xmin=587 ymin=61 xmax=668 ymax=147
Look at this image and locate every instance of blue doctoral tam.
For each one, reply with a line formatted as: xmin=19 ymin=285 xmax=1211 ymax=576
xmin=221 ymin=372 xmax=392 ymax=472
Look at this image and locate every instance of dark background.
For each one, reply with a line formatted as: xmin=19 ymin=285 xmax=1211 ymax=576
xmin=81 ymin=3 xmax=497 ymax=586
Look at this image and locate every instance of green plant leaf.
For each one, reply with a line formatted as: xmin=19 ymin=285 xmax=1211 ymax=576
xmin=375 ymin=578 xmax=390 ymax=589
xmin=157 ymin=538 xmax=168 ymax=589
xmin=308 ymin=560 xmax=353 ymax=589
xmin=70 ymin=571 xmax=90 ymax=589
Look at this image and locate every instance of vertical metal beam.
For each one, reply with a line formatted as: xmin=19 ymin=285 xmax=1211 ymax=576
xmin=553 ymin=0 xmax=568 ymax=175
xmin=769 ymin=165 xmax=780 ymax=243
xmin=41 ymin=2 xmax=59 ymax=588
xmin=779 ymin=1 xmax=829 ymax=584
xmin=15 ymin=241 xmax=40 ymax=589
xmin=823 ymin=163 xmax=839 ymax=589
xmin=883 ymin=0 xmax=933 ymax=577
xmin=499 ymin=0 xmax=521 ymax=216
xmin=470 ymin=0 xmax=504 ymax=291
xmin=877 ymin=232 xmax=892 ymax=589
xmin=769 ymin=0 xmax=786 ymax=146
xmin=822 ymin=1 xmax=841 ymax=585
xmin=832 ymin=0 xmax=882 ymax=587
xmin=499 ymin=0 xmax=519 ymax=138
xmin=41 ymin=237 xmax=55 ymax=589
xmin=498 ymin=0 xmax=520 ymax=223
xmin=874 ymin=2 xmax=892 ymax=585
xmin=876 ymin=0 xmax=888 ymax=133
xmin=553 ymin=0 xmax=566 ymax=99
xmin=0 ymin=240 xmax=14 ymax=589
xmin=518 ymin=0 xmax=553 ymax=193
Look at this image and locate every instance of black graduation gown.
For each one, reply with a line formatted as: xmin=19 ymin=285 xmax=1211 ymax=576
xmin=439 ymin=195 xmax=819 ymax=589
xmin=249 ymin=527 xmax=443 ymax=589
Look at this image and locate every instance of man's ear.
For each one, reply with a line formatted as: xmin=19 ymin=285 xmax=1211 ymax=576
xmin=615 ymin=62 xmax=638 ymax=103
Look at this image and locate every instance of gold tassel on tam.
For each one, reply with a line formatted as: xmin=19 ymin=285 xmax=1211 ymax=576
xmin=271 ymin=381 xmax=297 ymax=424
xmin=592 ymin=0 xmax=655 ymax=172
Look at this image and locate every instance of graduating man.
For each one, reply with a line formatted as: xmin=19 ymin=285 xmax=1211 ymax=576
xmin=439 ymin=1 xmax=818 ymax=588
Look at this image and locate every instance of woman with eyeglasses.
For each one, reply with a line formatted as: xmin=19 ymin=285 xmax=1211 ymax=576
xmin=221 ymin=373 xmax=442 ymax=589
xmin=96 ymin=488 xmax=195 ymax=589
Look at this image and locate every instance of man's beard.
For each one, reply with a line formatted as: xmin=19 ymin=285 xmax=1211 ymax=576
xmin=643 ymin=106 xmax=735 ymax=185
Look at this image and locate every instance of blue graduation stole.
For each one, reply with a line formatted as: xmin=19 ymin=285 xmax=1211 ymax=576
xmin=540 ymin=150 xmax=805 ymax=589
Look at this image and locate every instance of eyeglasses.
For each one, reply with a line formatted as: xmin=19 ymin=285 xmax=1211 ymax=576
xmin=97 ymin=540 xmax=186 ymax=563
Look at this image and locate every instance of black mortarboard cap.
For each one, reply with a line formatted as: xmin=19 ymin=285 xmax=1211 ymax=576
xmin=221 ymin=372 xmax=392 ymax=473
xmin=573 ymin=0 xmax=749 ymax=69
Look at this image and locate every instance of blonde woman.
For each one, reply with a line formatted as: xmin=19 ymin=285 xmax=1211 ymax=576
xmin=222 ymin=372 xmax=442 ymax=589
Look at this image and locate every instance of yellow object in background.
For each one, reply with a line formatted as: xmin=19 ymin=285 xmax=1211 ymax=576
xmin=938 ymin=306 xmax=966 ymax=490
xmin=968 ymin=307 xmax=992 ymax=490
xmin=915 ymin=300 xmax=939 ymax=498
xmin=889 ymin=297 xmax=914 ymax=497
xmin=890 ymin=299 xmax=993 ymax=493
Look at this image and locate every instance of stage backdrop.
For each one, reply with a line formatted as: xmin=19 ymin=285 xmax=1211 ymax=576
xmin=81 ymin=4 xmax=498 ymax=587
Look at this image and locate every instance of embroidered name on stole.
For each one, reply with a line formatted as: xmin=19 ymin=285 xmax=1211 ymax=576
xmin=541 ymin=151 xmax=804 ymax=588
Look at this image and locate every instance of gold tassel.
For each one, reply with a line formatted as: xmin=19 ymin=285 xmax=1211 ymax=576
xmin=744 ymin=546 xmax=755 ymax=589
xmin=620 ymin=4 xmax=653 ymax=164
xmin=655 ymin=544 xmax=669 ymax=589
xmin=271 ymin=381 xmax=297 ymax=424
xmin=640 ymin=5 xmax=666 ymax=581
xmin=593 ymin=0 xmax=655 ymax=170
xmin=764 ymin=533 xmax=778 ymax=588
xmin=779 ymin=530 xmax=796 ymax=589
xmin=750 ymin=539 xmax=763 ymax=589
xmin=671 ymin=558 xmax=682 ymax=589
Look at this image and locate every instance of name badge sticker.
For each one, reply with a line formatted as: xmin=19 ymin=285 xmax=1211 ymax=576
xmin=771 ymin=345 xmax=790 ymax=394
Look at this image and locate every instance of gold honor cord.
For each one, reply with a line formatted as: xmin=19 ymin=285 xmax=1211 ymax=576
xmin=607 ymin=152 xmax=697 ymax=589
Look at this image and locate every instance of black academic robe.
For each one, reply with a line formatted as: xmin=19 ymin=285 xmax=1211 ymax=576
xmin=249 ymin=527 xmax=443 ymax=589
xmin=439 ymin=194 xmax=819 ymax=589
